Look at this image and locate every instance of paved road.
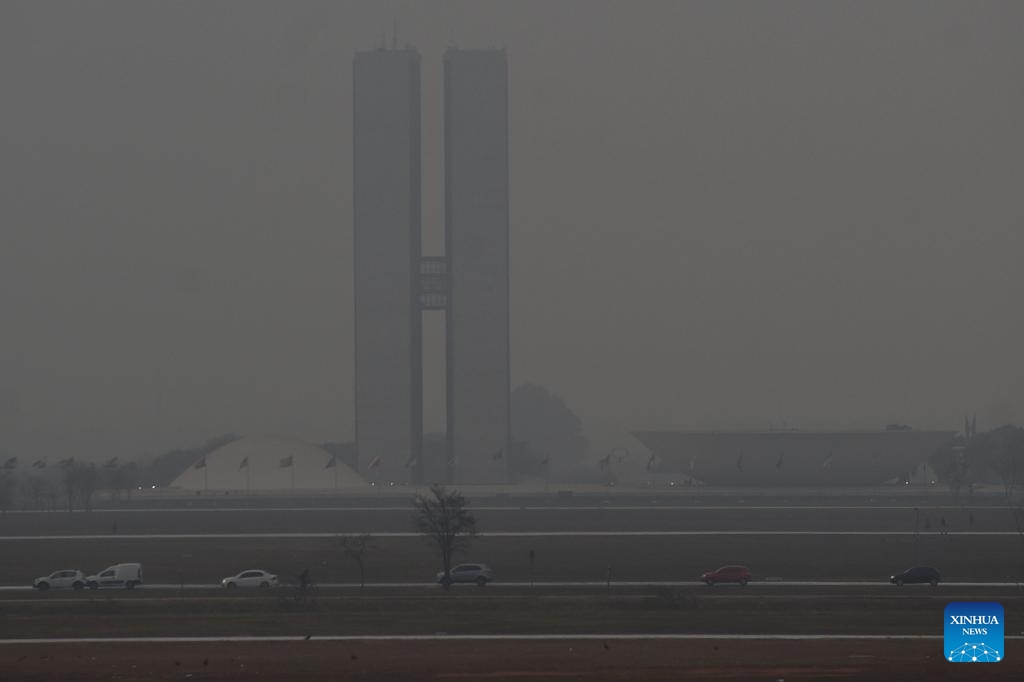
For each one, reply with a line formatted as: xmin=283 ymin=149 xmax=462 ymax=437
xmin=8 ymin=633 xmax=1021 ymax=644
xmin=4 ymin=534 xmax=1016 ymax=583
xmin=2 ymin=579 xmax=1022 ymax=594
xmin=2 ymin=504 xmax=1011 ymax=535
xmin=1 ymin=530 xmax=1018 ymax=540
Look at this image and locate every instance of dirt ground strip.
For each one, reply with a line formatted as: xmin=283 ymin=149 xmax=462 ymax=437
xmin=1 ymin=591 xmax=1020 ymax=642
xmin=1 ymin=638 xmax=1020 ymax=681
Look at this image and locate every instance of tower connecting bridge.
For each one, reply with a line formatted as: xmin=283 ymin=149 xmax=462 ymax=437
xmin=353 ymin=47 xmax=510 ymax=485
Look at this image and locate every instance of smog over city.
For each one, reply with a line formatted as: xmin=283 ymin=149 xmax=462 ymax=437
xmin=0 ymin=2 xmax=1022 ymax=680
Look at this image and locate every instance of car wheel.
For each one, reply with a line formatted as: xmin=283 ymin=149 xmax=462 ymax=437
xmin=476 ymin=576 xmax=488 ymax=587
xmin=930 ymin=579 xmax=939 ymax=587
xmin=895 ymin=578 xmax=903 ymax=587
xmin=72 ymin=582 xmax=84 ymax=591
xmin=36 ymin=582 xmax=49 ymax=591
xmin=259 ymin=582 xmax=270 ymax=589
xmin=226 ymin=582 xmax=237 ymax=590
xmin=739 ymin=578 xmax=749 ymax=586
xmin=125 ymin=581 xmax=136 ymax=590
xmin=705 ymin=579 xmax=714 ymax=586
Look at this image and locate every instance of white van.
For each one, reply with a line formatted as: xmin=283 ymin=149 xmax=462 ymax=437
xmin=86 ymin=563 xmax=143 ymax=589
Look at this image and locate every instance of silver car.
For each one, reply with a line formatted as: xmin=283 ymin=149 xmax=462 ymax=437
xmin=221 ymin=570 xmax=278 ymax=589
xmin=436 ymin=563 xmax=495 ymax=586
xmin=33 ymin=569 xmax=86 ymax=591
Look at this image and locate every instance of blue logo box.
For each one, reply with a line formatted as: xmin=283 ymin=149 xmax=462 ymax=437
xmin=945 ymin=602 xmax=1004 ymax=663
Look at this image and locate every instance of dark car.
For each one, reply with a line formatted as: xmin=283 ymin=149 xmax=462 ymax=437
xmin=701 ymin=565 xmax=751 ymax=586
xmin=890 ymin=566 xmax=941 ymax=586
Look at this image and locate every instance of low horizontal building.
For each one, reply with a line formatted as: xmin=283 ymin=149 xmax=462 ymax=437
xmin=631 ymin=429 xmax=955 ymax=486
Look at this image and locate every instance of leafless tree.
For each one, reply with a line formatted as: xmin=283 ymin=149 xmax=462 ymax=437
xmin=0 ymin=473 xmax=14 ymax=514
xmin=414 ymin=485 xmax=477 ymax=591
xmin=62 ymin=463 xmax=99 ymax=511
xmin=338 ymin=533 xmax=376 ymax=589
xmin=21 ymin=475 xmax=50 ymax=510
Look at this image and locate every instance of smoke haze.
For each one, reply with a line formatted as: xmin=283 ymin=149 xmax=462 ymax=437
xmin=1 ymin=0 xmax=1021 ymax=461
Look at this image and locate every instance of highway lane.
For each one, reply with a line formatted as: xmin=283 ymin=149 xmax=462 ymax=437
xmin=0 ymin=505 xmax=1014 ymax=535
xmin=4 ymin=504 xmax=1018 ymax=512
xmin=11 ymin=488 xmax=1012 ymax=511
xmin=2 ymin=579 xmax=1021 ymax=594
xmin=2 ymin=530 xmax=1020 ymax=539
xmin=3 ymin=532 xmax=1018 ymax=584
xmin=0 ymin=629 xmax=1009 ymax=641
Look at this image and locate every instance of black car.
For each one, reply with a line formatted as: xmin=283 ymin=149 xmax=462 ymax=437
xmin=890 ymin=566 xmax=941 ymax=586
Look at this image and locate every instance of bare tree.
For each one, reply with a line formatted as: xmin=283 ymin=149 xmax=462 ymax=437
xmin=61 ymin=462 xmax=99 ymax=511
xmin=76 ymin=464 xmax=99 ymax=510
xmin=414 ymin=485 xmax=477 ymax=591
xmin=105 ymin=462 xmax=139 ymax=501
xmin=0 ymin=473 xmax=14 ymax=514
xmin=61 ymin=465 xmax=76 ymax=511
xmin=338 ymin=533 xmax=376 ymax=589
xmin=21 ymin=475 xmax=50 ymax=511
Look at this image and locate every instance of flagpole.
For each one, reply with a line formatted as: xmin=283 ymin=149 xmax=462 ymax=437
xmin=246 ymin=465 xmax=250 ymax=494
xmin=291 ymin=456 xmax=295 ymax=492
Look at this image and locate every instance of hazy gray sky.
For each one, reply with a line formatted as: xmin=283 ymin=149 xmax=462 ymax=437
xmin=1 ymin=1 xmax=1021 ymax=461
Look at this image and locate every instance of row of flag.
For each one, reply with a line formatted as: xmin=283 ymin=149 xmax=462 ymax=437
xmin=2 ymin=456 xmax=115 ymax=471
xmin=600 ymin=451 xmax=839 ymax=475
xmin=191 ymin=449 xmax=509 ymax=472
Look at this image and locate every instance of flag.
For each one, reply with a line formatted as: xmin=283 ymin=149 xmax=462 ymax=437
xmin=645 ymin=453 xmax=656 ymax=472
xmin=540 ymin=454 xmax=550 ymax=466
xmin=735 ymin=453 xmax=744 ymax=473
xmin=239 ymin=457 xmax=249 ymax=470
xmin=776 ymin=452 xmax=785 ymax=471
xmin=404 ymin=454 xmax=418 ymax=468
xmin=32 ymin=460 xmax=46 ymax=469
xmin=2 ymin=456 xmax=16 ymax=470
xmin=822 ymin=453 xmax=834 ymax=470
xmin=598 ymin=453 xmax=612 ymax=470
xmin=491 ymin=449 xmax=504 ymax=460
xmin=193 ymin=456 xmax=206 ymax=470
xmin=368 ymin=456 xmax=381 ymax=469
xmin=58 ymin=457 xmax=75 ymax=469
xmin=324 ymin=455 xmax=337 ymax=469
xmin=279 ymin=455 xmax=293 ymax=468
xmin=103 ymin=456 xmax=119 ymax=469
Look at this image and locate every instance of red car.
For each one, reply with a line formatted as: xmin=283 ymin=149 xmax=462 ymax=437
xmin=701 ymin=565 xmax=751 ymax=586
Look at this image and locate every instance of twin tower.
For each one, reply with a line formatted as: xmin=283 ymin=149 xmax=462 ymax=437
xmin=353 ymin=48 xmax=509 ymax=485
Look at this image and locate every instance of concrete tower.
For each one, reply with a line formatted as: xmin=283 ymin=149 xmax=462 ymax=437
xmin=444 ymin=49 xmax=510 ymax=484
xmin=352 ymin=47 xmax=509 ymax=485
xmin=352 ymin=48 xmax=422 ymax=484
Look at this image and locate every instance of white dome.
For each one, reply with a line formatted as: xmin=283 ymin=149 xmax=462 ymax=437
xmin=170 ymin=435 xmax=365 ymax=491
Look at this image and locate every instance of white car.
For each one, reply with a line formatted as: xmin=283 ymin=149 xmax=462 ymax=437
xmin=86 ymin=563 xmax=143 ymax=589
xmin=222 ymin=570 xmax=278 ymax=589
xmin=33 ymin=569 xmax=87 ymax=591
xmin=436 ymin=563 xmax=496 ymax=586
